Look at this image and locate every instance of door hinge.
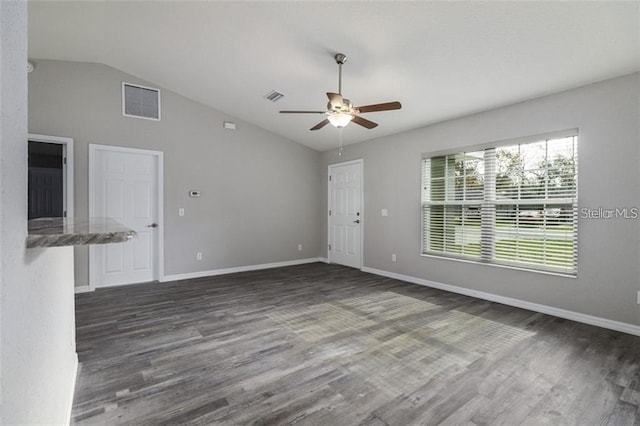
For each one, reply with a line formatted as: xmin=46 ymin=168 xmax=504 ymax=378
xmin=329 ymin=175 xmax=332 ymax=181
xmin=328 ymin=244 xmax=331 ymax=251
xmin=329 ymin=209 xmax=332 ymax=216
xmin=63 ymin=210 xmax=67 ymax=218
xmin=63 ymin=157 xmax=67 ymax=165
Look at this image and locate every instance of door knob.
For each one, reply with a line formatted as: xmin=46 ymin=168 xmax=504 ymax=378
xmin=353 ymin=219 xmax=360 ymax=224
xmin=147 ymin=223 xmax=158 ymax=228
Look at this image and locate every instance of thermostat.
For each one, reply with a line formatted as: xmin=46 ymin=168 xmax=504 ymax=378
xmin=189 ymin=190 xmax=201 ymax=198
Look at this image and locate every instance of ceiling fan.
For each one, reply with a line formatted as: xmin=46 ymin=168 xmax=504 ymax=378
xmin=279 ymin=53 xmax=402 ymax=131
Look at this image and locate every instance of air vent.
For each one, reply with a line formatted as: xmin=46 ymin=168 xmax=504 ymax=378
xmin=122 ymin=82 xmax=161 ymax=121
xmin=264 ymin=90 xmax=285 ymax=102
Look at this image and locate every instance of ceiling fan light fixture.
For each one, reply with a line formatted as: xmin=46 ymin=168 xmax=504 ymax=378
xmin=327 ymin=112 xmax=353 ymax=128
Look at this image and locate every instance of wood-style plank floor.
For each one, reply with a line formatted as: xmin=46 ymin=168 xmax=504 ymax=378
xmin=72 ymin=263 xmax=640 ymax=425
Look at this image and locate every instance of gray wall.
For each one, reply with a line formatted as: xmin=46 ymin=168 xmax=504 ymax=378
xmin=1 ymin=1 xmax=77 ymax=423
xmin=25 ymin=60 xmax=640 ymax=327
xmin=28 ymin=60 xmax=322 ymax=287
xmin=321 ymin=73 xmax=640 ymax=326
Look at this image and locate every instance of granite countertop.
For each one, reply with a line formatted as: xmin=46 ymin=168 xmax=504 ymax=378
xmin=27 ymin=217 xmax=137 ymax=248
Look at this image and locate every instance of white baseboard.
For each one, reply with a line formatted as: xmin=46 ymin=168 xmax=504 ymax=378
xmin=319 ymin=257 xmax=329 ymax=264
xmin=74 ymin=285 xmax=92 ymax=294
xmin=361 ymin=266 xmax=640 ymax=337
xmin=64 ymin=354 xmax=79 ymax=425
xmin=161 ymin=257 xmax=326 ymax=282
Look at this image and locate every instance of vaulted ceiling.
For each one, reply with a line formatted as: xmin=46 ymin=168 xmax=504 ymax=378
xmin=28 ymin=1 xmax=639 ymax=151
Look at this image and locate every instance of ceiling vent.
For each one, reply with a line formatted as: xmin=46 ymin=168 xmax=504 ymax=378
xmin=122 ymin=82 xmax=161 ymax=121
xmin=264 ymin=90 xmax=285 ymax=102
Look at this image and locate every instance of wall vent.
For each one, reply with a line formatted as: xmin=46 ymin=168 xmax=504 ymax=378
xmin=122 ymin=82 xmax=161 ymax=121
xmin=264 ymin=90 xmax=285 ymax=102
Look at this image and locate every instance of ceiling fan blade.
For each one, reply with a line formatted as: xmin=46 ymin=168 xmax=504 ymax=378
xmin=310 ymin=119 xmax=330 ymax=131
xmin=355 ymin=101 xmax=402 ymax=114
xmin=327 ymin=92 xmax=343 ymax=109
xmin=352 ymin=115 xmax=378 ymax=129
xmin=280 ymin=110 xmax=326 ymax=114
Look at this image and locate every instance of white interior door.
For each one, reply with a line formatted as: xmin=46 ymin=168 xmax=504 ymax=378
xmin=90 ymin=145 xmax=161 ymax=287
xmin=329 ymin=160 xmax=363 ymax=269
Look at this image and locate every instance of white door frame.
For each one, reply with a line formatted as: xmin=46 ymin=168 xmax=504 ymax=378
xmin=88 ymin=144 xmax=164 ymax=288
xmin=28 ymin=133 xmax=74 ymax=218
xmin=328 ymin=158 xmax=364 ymax=268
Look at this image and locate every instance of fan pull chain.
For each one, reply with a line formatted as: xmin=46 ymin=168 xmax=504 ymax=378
xmin=338 ymin=128 xmax=344 ymax=156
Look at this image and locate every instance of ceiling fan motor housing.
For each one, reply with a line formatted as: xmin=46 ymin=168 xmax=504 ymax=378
xmin=327 ymin=98 xmax=352 ymax=113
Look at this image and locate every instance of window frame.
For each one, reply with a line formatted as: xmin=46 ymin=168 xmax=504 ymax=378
xmin=421 ymin=129 xmax=579 ymax=277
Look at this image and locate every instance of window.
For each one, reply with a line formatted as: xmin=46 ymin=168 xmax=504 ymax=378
xmin=421 ymin=130 xmax=578 ymax=276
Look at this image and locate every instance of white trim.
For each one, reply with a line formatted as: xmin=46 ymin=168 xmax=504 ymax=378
xmin=327 ymin=158 xmax=364 ymax=269
xmin=74 ymin=285 xmax=92 ymax=294
xmin=64 ymin=354 xmax=79 ymax=426
xmin=122 ymin=82 xmax=161 ymax=121
xmin=157 ymin=154 xmax=165 ymax=281
xmin=88 ymin=144 xmax=164 ymax=289
xmin=161 ymin=257 xmax=325 ymax=282
xmin=361 ymin=266 xmax=640 ymax=337
xmin=88 ymin=146 xmax=95 ymax=290
xmin=28 ymin=133 xmax=74 ymax=218
xmin=318 ymin=257 xmax=329 ymax=264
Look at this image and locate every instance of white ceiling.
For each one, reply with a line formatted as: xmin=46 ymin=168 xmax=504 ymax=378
xmin=28 ymin=1 xmax=639 ymax=152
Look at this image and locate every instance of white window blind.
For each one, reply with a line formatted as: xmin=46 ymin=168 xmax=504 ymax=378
xmin=421 ymin=130 xmax=578 ymax=276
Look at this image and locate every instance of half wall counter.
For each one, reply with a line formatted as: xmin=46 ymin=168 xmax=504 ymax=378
xmin=27 ymin=217 xmax=136 ymax=248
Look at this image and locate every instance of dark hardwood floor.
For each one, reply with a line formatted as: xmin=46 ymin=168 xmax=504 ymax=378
xmin=72 ymin=263 xmax=640 ymax=425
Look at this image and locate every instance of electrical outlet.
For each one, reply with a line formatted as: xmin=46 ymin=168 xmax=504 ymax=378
xmin=179 ymin=208 xmax=185 ymax=216
xmin=391 ymin=253 xmax=397 ymax=262
xmin=196 ymin=252 xmax=202 ymax=261
xmin=297 ymin=244 xmax=303 ymax=251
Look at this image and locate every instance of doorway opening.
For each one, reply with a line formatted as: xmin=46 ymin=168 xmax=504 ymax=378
xmin=27 ymin=134 xmax=74 ymax=219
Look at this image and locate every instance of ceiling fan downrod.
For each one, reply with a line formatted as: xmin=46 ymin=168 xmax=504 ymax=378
xmin=335 ymin=53 xmax=347 ymax=95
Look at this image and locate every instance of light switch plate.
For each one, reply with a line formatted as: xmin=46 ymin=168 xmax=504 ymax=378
xmin=381 ymin=209 xmax=388 ymax=217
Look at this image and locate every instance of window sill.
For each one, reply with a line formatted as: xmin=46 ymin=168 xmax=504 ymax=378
xmin=420 ymin=252 xmax=578 ymax=279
